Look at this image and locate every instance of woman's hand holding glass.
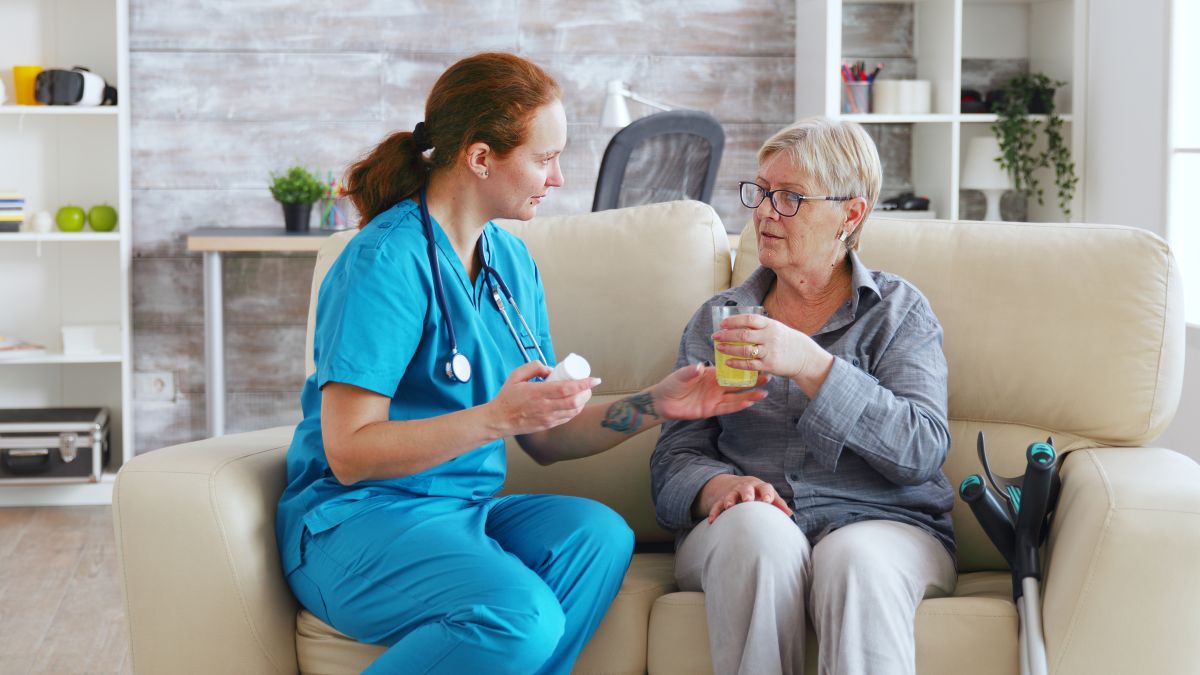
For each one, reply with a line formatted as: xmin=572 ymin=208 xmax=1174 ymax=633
xmin=698 ymin=474 xmax=793 ymax=524
xmin=487 ymin=361 xmax=601 ymax=437
xmin=712 ymin=313 xmax=833 ymax=394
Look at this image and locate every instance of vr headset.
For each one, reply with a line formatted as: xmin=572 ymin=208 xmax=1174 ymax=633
xmin=34 ymin=67 xmax=118 ymax=106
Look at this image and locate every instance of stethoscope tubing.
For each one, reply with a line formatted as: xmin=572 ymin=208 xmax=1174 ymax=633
xmin=417 ymin=185 xmax=546 ymax=381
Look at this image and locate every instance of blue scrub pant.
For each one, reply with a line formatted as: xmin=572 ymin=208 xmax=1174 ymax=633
xmin=287 ymin=493 xmax=634 ymax=674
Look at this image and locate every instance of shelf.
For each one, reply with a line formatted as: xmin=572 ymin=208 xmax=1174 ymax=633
xmin=0 ymin=478 xmax=115 ymax=506
xmin=0 ymin=105 xmax=120 ymax=116
xmin=840 ymin=113 xmax=1074 ymax=124
xmin=0 ymin=232 xmax=121 ymax=242
xmin=0 ymin=352 xmax=123 ymax=365
xmin=964 ymin=0 xmax=1063 ymax=4
xmin=0 ymin=0 xmax=132 ymax=508
xmin=961 ymin=114 xmax=1075 ymax=123
xmin=841 ymin=114 xmax=957 ymax=124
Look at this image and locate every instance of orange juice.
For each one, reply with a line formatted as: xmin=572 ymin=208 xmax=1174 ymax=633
xmin=714 ymin=341 xmax=758 ymax=387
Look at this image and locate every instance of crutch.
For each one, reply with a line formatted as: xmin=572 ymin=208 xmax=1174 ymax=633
xmin=960 ymin=432 xmax=1060 ymax=675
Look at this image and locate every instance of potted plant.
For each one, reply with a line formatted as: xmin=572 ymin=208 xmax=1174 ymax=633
xmin=269 ymin=166 xmax=326 ymax=233
xmin=990 ymin=73 xmax=1079 ymax=218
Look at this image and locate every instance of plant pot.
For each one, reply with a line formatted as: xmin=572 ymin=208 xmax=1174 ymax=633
xmin=985 ymin=87 xmax=1055 ymax=115
xmin=1028 ymin=87 xmax=1055 ymax=115
xmin=281 ymin=202 xmax=313 ymax=233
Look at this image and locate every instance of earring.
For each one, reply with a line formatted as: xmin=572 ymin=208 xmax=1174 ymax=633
xmin=838 ymin=230 xmax=849 ymax=243
xmin=480 ymin=170 xmax=489 ymax=179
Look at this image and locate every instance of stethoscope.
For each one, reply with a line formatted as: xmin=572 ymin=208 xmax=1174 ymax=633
xmin=419 ymin=185 xmax=547 ymax=383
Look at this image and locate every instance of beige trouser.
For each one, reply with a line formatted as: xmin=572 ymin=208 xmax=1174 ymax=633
xmin=675 ymin=501 xmax=956 ymax=675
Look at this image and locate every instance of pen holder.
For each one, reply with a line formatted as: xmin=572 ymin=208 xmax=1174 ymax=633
xmin=841 ymin=82 xmax=871 ymax=114
xmin=319 ymin=197 xmax=351 ymax=230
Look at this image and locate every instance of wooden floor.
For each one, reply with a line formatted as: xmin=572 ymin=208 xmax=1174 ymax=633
xmin=0 ymin=506 xmax=132 ymax=674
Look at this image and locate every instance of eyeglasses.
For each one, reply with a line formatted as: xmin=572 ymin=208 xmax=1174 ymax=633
xmin=738 ymin=181 xmax=852 ymax=217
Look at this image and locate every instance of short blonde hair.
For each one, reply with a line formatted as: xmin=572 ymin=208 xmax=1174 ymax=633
xmin=757 ymin=117 xmax=882 ymax=249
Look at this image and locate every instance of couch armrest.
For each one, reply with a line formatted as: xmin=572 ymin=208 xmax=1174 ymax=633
xmin=1042 ymin=447 xmax=1200 ymax=675
xmin=114 ymin=427 xmax=298 ymax=675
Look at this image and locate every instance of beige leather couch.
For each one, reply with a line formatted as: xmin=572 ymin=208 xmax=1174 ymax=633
xmin=115 ymin=200 xmax=1200 ymax=674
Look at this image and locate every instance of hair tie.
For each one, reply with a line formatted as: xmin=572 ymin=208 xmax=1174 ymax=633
xmin=411 ymin=121 xmax=433 ymax=152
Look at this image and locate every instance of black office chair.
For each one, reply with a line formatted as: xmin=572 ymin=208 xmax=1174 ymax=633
xmin=591 ymin=110 xmax=725 ymax=212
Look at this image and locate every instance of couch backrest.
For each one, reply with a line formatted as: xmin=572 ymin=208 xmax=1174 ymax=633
xmin=736 ymin=218 xmax=1185 ymax=569
xmin=306 ymin=201 xmax=732 ymax=544
xmin=307 ymin=208 xmax=1183 ymax=568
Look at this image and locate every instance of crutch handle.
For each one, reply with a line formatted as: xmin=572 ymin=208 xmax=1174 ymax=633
xmin=960 ymin=474 xmax=1016 ymax=567
xmin=1014 ymin=442 xmax=1056 ymax=581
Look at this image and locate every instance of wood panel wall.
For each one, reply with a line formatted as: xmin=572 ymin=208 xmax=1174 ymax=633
xmin=128 ymin=1 xmax=930 ymax=453
xmin=127 ymin=0 xmax=798 ymax=450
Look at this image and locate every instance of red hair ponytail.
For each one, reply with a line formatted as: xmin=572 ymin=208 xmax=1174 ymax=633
xmin=345 ymin=52 xmax=561 ymax=226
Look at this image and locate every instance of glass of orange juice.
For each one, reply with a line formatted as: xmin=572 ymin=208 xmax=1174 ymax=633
xmin=711 ymin=304 xmax=766 ymax=387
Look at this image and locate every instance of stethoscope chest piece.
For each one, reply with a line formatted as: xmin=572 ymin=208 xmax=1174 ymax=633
xmin=419 ymin=184 xmax=544 ymax=385
xmin=446 ymin=350 xmax=472 ymax=383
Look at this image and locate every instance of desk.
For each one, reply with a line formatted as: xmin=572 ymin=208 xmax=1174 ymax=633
xmin=187 ymin=227 xmax=337 ymax=437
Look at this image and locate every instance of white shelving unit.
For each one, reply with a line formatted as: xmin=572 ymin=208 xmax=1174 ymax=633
xmin=796 ymin=0 xmax=1087 ymax=222
xmin=0 ymin=0 xmax=131 ymax=505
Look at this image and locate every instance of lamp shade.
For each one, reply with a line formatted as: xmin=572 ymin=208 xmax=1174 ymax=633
xmin=601 ymin=80 xmax=632 ymax=128
xmin=961 ymin=136 xmax=1012 ymax=190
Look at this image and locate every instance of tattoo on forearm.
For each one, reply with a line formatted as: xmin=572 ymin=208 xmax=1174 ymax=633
xmin=601 ymin=392 xmax=659 ymax=434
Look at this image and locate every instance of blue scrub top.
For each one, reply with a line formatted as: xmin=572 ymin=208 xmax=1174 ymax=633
xmin=276 ymin=198 xmax=556 ymax=576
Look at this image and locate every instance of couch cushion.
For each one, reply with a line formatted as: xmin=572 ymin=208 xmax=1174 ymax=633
xmin=646 ymin=571 xmax=1018 ymax=675
xmin=502 ymin=392 xmax=672 ymax=542
xmin=295 ymin=553 xmax=677 ymax=675
xmin=498 ymin=201 xmax=730 ymax=542
xmin=496 ymin=200 xmax=732 ymax=395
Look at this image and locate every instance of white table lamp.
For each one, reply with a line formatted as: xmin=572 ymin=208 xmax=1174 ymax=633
xmin=961 ymin=136 xmax=1012 ymax=221
xmin=601 ymin=79 xmax=672 ymax=128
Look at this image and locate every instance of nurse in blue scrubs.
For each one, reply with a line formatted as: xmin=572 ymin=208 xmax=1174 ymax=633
xmin=275 ymin=52 xmax=768 ymax=675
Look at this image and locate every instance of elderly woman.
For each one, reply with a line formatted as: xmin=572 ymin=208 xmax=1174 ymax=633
xmin=650 ymin=117 xmax=956 ymax=675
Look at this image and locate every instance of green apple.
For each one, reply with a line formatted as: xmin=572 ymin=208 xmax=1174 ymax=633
xmin=88 ymin=204 xmax=118 ymax=232
xmin=56 ymin=206 xmax=85 ymax=232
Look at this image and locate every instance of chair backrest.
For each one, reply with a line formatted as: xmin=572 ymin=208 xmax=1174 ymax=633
xmin=592 ymin=110 xmax=725 ymax=212
xmin=735 ymin=217 xmax=1185 ymax=570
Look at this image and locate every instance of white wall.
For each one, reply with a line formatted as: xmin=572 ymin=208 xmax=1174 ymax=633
xmin=1084 ymin=0 xmax=1197 ymax=459
xmin=1156 ymin=327 xmax=1200 ymax=457
xmin=1084 ymin=0 xmax=1169 ymax=234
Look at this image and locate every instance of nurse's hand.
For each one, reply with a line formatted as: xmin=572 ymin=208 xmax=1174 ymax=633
xmin=649 ymin=363 xmax=769 ymax=421
xmin=487 ymin=361 xmax=602 ymax=437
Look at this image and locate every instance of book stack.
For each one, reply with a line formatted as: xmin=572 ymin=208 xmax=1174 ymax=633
xmin=0 ymin=192 xmax=24 ymax=232
xmin=0 ymin=335 xmax=46 ymax=361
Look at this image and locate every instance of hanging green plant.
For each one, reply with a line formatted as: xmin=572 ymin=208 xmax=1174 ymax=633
xmin=990 ymin=73 xmax=1079 ymax=218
